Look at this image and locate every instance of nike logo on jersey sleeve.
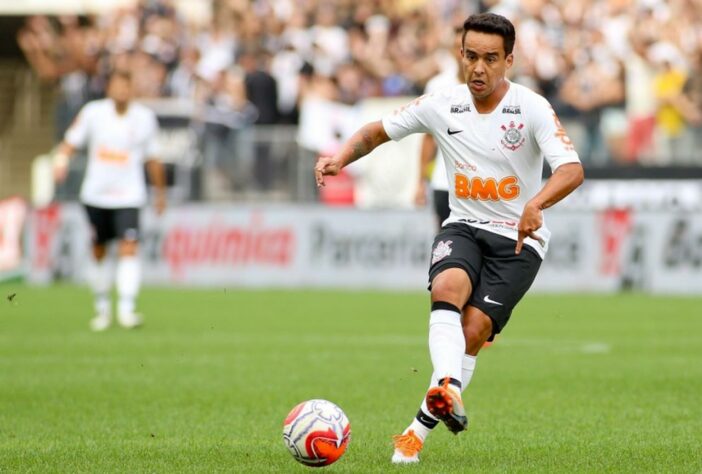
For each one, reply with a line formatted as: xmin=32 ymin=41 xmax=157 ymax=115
xmin=447 ymin=128 xmax=463 ymax=135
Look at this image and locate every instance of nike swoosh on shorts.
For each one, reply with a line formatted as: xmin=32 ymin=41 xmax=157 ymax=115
xmin=483 ymin=295 xmax=503 ymax=306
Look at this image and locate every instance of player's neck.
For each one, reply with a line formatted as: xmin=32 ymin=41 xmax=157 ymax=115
xmin=112 ymin=100 xmax=130 ymax=115
xmin=472 ymin=79 xmax=509 ymax=114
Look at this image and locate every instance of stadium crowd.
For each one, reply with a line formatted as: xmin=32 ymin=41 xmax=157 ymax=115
xmin=17 ymin=0 xmax=702 ymax=166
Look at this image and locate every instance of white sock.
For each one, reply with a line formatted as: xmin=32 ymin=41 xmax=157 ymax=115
xmin=405 ymin=418 xmax=432 ymax=443
xmin=117 ymin=256 xmax=140 ymax=316
xmin=428 ymin=308 xmax=465 ymax=389
xmin=462 ymin=354 xmax=477 ymax=389
xmin=89 ymin=258 xmax=112 ymax=316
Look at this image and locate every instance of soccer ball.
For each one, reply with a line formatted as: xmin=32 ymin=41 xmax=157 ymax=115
xmin=282 ymin=399 xmax=351 ymax=467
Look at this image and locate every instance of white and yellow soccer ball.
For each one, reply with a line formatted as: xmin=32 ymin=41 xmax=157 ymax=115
xmin=282 ymin=399 xmax=351 ymax=467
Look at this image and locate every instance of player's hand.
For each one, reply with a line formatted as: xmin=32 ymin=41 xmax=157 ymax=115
xmin=52 ymin=152 xmax=70 ymax=183
xmin=314 ymin=156 xmax=342 ymax=187
xmin=516 ymin=202 xmax=544 ymax=254
xmin=414 ymin=181 xmax=427 ymax=206
xmin=154 ymin=192 xmax=167 ymax=216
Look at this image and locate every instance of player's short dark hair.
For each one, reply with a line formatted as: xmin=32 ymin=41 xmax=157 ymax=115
xmin=462 ymin=13 xmax=516 ymax=56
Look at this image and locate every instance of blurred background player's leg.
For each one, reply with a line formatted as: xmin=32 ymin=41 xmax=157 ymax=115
xmin=84 ymin=205 xmax=114 ymax=331
xmin=115 ymin=209 xmax=142 ymax=328
xmin=116 ymin=239 xmax=142 ymax=328
xmin=89 ymin=242 xmax=112 ymax=332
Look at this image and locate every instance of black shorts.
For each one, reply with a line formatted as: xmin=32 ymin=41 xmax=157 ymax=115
xmin=428 ymin=222 xmax=542 ymax=340
xmin=433 ymin=190 xmax=450 ymax=227
xmin=84 ymin=205 xmax=140 ymax=245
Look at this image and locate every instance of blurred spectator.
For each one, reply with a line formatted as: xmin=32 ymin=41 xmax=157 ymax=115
xmin=194 ymin=19 xmax=236 ymax=84
xmin=310 ymin=5 xmax=349 ymax=77
xmin=680 ymin=51 xmax=702 ymax=157
xmin=625 ymin=33 xmax=658 ymax=163
xmin=238 ymin=48 xmax=279 ymax=190
xmin=130 ymin=50 xmax=168 ymax=98
xmin=18 ymin=15 xmax=99 ymax=140
xmin=559 ymin=28 xmax=625 ymax=165
xmin=652 ymin=58 xmax=688 ymax=164
xmin=270 ymin=41 xmax=304 ymax=123
xmin=239 ymin=49 xmax=278 ymax=125
xmin=166 ymin=47 xmax=200 ymax=98
xmin=196 ymin=68 xmax=258 ymax=198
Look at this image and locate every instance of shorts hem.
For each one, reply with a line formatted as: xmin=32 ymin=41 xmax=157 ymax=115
xmin=428 ymin=262 xmax=477 ymax=291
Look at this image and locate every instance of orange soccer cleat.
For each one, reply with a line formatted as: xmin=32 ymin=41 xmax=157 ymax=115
xmin=425 ymin=378 xmax=468 ymax=434
xmin=391 ymin=430 xmax=423 ymax=464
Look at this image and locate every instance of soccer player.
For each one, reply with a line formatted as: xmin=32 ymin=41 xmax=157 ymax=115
xmin=54 ymin=71 xmax=166 ymax=331
xmin=314 ymin=13 xmax=584 ymax=463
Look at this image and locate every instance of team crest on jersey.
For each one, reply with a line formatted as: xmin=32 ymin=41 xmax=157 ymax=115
xmin=502 ymin=105 xmax=521 ymax=114
xmin=450 ymin=103 xmax=471 ymax=114
xmin=432 ymin=240 xmax=453 ymax=264
xmin=501 ymin=121 xmax=525 ymax=151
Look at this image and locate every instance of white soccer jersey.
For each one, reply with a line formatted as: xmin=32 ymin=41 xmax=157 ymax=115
xmin=382 ymin=80 xmax=580 ymax=258
xmin=65 ymin=98 xmax=160 ymax=208
xmin=424 ymin=70 xmax=461 ymax=192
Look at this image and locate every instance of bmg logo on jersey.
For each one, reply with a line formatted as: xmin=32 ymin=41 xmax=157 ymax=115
xmin=97 ymin=146 xmax=129 ymax=164
xmin=454 ymin=174 xmax=520 ymax=201
xmin=450 ymin=103 xmax=471 ymax=114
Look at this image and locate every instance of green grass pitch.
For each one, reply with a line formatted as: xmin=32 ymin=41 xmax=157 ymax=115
xmin=0 ymin=284 xmax=701 ymax=473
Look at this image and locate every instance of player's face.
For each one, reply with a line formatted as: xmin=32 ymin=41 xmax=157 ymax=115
xmin=461 ymin=31 xmax=513 ymax=101
xmin=107 ymin=76 xmax=132 ymax=105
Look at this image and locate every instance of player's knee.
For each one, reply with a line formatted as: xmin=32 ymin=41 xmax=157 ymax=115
xmin=463 ymin=315 xmax=492 ymax=345
xmin=93 ymin=244 xmax=107 ymax=260
xmin=431 ymin=268 xmax=471 ymax=306
xmin=463 ymin=323 xmax=491 ymax=344
xmin=118 ymin=240 xmax=139 ymax=256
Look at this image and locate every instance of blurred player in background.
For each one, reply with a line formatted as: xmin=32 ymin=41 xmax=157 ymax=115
xmin=415 ymin=24 xmax=464 ymax=229
xmin=54 ymin=71 xmax=166 ymax=331
xmin=315 ymin=13 xmax=584 ymax=464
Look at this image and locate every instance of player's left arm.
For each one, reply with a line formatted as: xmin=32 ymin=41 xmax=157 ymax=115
xmin=145 ymin=113 xmax=167 ymax=215
xmin=516 ymin=163 xmax=584 ymax=254
xmin=516 ymin=97 xmax=585 ymax=254
xmin=146 ymin=159 xmax=167 ymax=215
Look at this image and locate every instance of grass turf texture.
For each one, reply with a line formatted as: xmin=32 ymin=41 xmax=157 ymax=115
xmin=0 ymin=284 xmax=701 ymax=473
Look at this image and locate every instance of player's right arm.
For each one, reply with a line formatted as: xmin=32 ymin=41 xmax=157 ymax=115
xmin=53 ymin=142 xmax=76 ymax=183
xmin=314 ymin=121 xmax=390 ymax=187
xmin=54 ymin=103 xmax=93 ymax=182
xmin=315 ymin=93 xmax=435 ymax=187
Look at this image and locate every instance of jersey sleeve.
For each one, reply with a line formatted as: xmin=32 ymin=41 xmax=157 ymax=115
xmin=64 ymin=103 xmax=93 ymax=148
xmin=529 ymin=95 xmax=581 ymax=171
xmin=381 ymin=94 xmax=435 ymax=141
xmin=144 ymin=112 xmax=160 ymax=158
